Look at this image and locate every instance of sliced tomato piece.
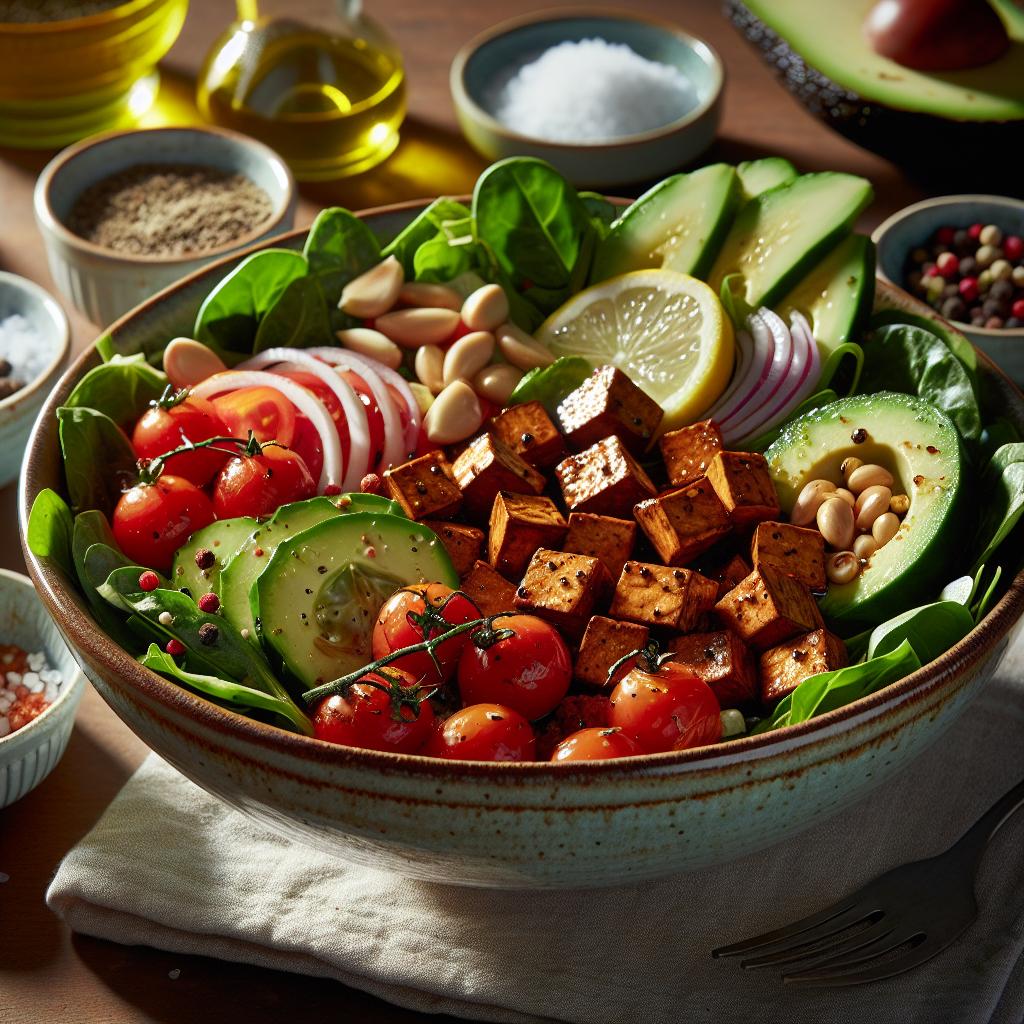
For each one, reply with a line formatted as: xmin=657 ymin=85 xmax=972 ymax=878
xmin=340 ymin=369 xmax=384 ymax=474
xmin=213 ymin=386 xmax=296 ymax=447
xmin=276 ymin=369 xmax=352 ymax=468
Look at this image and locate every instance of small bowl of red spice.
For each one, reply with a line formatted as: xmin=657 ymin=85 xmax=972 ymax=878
xmin=34 ymin=125 xmax=296 ymax=326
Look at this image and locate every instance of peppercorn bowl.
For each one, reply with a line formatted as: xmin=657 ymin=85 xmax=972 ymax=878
xmin=18 ymin=201 xmax=1024 ymax=888
xmin=873 ymin=195 xmax=1024 ymax=385
xmin=34 ymin=125 xmax=297 ymax=327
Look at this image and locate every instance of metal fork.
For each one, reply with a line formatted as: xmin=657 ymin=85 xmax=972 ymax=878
xmin=712 ymin=776 xmax=1024 ymax=986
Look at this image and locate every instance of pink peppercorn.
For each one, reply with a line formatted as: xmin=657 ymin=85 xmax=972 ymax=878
xmin=936 ymin=252 xmax=959 ymax=277
xmin=1013 ymin=299 xmax=1024 ymax=320
xmin=1004 ymin=236 xmax=1023 ymax=261
xmin=959 ymin=277 xmax=980 ymax=303
xmin=198 ymin=592 xmax=220 ymax=613
xmin=165 ymin=639 xmax=186 ymax=656
xmin=323 ymin=484 xmax=342 ymax=496
xmin=925 ymin=263 xmax=942 ymax=277
xmin=360 ymin=473 xmax=384 ymax=495
xmin=936 ymin=227 xmax=956 ymax=246
xmin=138 ymin=570 xmax=160 ymax=592
xmin=968 ymin=223 xmax=984 ymax=239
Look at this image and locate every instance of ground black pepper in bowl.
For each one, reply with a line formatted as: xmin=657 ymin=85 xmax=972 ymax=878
xmin=66 ymin=164 xmax=274 ymax=258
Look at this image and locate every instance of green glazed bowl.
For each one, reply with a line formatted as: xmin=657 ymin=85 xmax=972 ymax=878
xmin=19 ymin=200 xmax=1024 ymax=888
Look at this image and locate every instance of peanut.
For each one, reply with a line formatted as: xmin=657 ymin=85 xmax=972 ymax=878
xmin=872 ymin=512 xmax=900 ymax=548
xmin=890 ymin=493 xmax=911 ymax=516
xmin=854 ymin=485 xmax=892 ymax=531
xmin=791 ymin=479 xmax=837 ymax=527
xmin=817 ymin=496 xmax=855 ymax=550
xmin=853 ymin=534 xmax=878 ymax=560
xmin=847 ymin=463 xmax=894 ymax=493
xmin=826 ymin=551 xmax=861 ymax=585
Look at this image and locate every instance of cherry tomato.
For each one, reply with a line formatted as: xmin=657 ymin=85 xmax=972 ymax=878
xmin=290 ymin=415 xmax=324 ymax=484
xmin=131 ymin=393 xmax=229 ymax=486
xmin=550 ymin=727 xmax=644 ymax=762
xmin=457 ymin=614 xmax=571 ymax=721
xmin=212 ymin=445 xmax=315 ymax=519
xmin=609 ymin=661 xmax=722 ymax=753
xmin=113 ymin=474 xmax=215 ymax=571
xmin=423 ymin=703 xmax=536 ymax=761
xmin=212 ymin=386 xmax=296 ymax=447
xmin=371 ymin=583 xmax=478 ymax=687
xmin=312 ymin=669 xmax=434 ymax=754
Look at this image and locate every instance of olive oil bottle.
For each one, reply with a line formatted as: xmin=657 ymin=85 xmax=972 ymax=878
xmin=197 ymin=0 xmax=405 ymax=180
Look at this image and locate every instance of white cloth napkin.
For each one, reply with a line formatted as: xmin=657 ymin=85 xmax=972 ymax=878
xmin=48 ymin=642 xmax=1024 ymax=1024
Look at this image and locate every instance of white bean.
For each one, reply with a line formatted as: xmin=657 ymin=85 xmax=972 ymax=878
xmin=496 ymin=322 xmax=554 ymax=370
xmin=872 ymin=512 xmax=900 ymax=547
xmin=338 ymin=255 xmax=404 ymax=318
xmin=375 ymin=307 xmax=461 ymax=348
xmin=334 ymin=327 xmax=402 ymax=369
xmin=163 ymin=338 xmax=227 ymax=389
xmin=854 ymin=485 xmax=892 ymax=532
xmin=816 ymin=496 xmax=855 ymax=550
xmin=847 ymin=463 xmax=894 ymax=493
xmin=826 ymin=551 xmax=861 ymax=585
xmin=423 ymin=380 xmax=484 ymax=444
xmin=853 ymin=534 xmax=878 ymax=560
xmin=442 ymin=331 xmax=495 ymax=386
xmin=398 ymin=282 xmax=462 ymax=311
xmin=473 ymin=363 xmax=523 ymax=405
xmin=790 ymin=479 xmax=837 ymax=527
xmin=462 ymin=284 xmax=510 ymax=332
xmin=414 ymin=345 xmax=446 ymax=394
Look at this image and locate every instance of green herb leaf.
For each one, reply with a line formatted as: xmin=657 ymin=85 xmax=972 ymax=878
xmin=57 ymin=406 xmax=138 ymax=515
xmin=302 ymin=207 xmax=382 ymax=307
xmin=95 ymin=333 xmax=116 ymax=362
xmin=26 ymin=488 xmax=74 ymax=579
xmin=63 ymin=353 xmax=168 ymax=426
xmin=508 ymin=356 xmax=593 ymax=417
xmin=381 ymin=198 xmax=472 ymax=277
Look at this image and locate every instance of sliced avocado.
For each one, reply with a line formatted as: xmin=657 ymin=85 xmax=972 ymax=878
xmin=707 ymin=173 xmax=873 ymax=309
xmin=254 ymin=513 xmax=458 ymax=689
xmin=171 ymin=517 xmax=258 ymax=599
xmin=336 ymin=493 xmax=405 ymax=517
xmin=775 ymin=234 xmax=875 ymax=355
xmin=766 ymin=392 xmax=963 ymax=633
xmin=590 ymin=164 xmax=740 ymax=282
xmin=737 ymin=157 xmax=797 ymax=200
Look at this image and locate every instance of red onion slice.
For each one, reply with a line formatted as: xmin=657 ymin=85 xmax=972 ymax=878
xmin=707 ymin=317 xmax=775 ymax=427
xmin=192 ymin=370 xmax=342 ymax=493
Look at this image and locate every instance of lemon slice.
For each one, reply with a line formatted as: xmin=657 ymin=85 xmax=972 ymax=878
xmin=537 ymin=270 xmax=734 ymax=434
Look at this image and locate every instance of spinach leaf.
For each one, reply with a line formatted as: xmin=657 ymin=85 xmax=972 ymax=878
xmin=193 ymin=249 xmax=308 ymax=359
xmin=413 ymin=232 xmax=478 ymax=283
xmin=755 ymin=640 xmax=921 ymax=733
xmin=973 ymin=444 xmax=1024 ymax=570
xmin=508 ymin=356 xmax=592 ymax=417
xmin=579 ymin=191 xmax=617 ymax=237
xmin=140 ymin=645 xmax=312 ymax=735
xmin=869 ymin=309 xmax=978 ymax=383
xmin=472 ymin=157 xmax=594 ymax=291
xmin=100 ymin=568 xmax=311 ymax=735
xmin=980 ymin=418 xmax=1021 ymax=459
xmin=95 ymin=333 xmax=116 ymax=362
xmin=940 ymin=574 xmax=975 ymax=606
xmin=861 ymin=324 xmax=981 ymax=441
xmin=302 ymin=207 xmax=381 ymax=307
xmin=971 ymin=565 xmax=1003 ymax=623
xmin=253 ymin=275 xmax=333 ymax=352
xmin=70 ymin=519 xmax=137 ymax=646
xmin=63 ymin=354 xmax=167 ymax=426
xmin=381 ymin=198 xmax=472 ymax=277
xmin=26 ymin=489 xmax=74 ymax=579
xmin=867 ymin=600 xmax=974 ymax=664
xmin=57 ymin=406 xmax=138 ymax=515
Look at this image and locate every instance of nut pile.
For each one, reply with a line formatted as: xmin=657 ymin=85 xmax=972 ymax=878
xmin=904 ymin=222 xmax=1024 ymax=330
xmin=336 ymin=257 xmax=554 ymax=445
xmin=790 ymin=458 xmax=909 ymax=585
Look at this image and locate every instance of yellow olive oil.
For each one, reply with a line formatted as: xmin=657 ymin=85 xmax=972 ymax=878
xmin=197 ymin=17 xmax=405 ymax=181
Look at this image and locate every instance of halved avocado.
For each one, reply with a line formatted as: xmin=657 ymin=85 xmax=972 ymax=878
xmin=727 ymin=0 xmax=1024 ymax=187
xmin=765 ymin=392 xmax=964 ymax=633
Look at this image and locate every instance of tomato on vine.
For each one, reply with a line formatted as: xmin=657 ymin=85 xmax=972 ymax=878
xmin=423 ymin=703 xmax=536 ymax=762
xmin=371 ymin=584 xmax=478 ymax=687
xmin=608 ymin=643 xmax=722 ymax=753
xmin=312 ymin=668 xmax=434 ymax=754
xmin=550 ymin=727 xmax=644 ymax=762
xmin=457 ymin=614 xmax=571 ymax=721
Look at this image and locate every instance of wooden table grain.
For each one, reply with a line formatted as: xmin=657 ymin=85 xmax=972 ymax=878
xmin=0 ymin=1 xmax=925 ymax=1019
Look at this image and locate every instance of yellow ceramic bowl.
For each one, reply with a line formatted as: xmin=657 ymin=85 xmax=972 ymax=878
xmin=0 ymin=0 xmax=188 ymax=148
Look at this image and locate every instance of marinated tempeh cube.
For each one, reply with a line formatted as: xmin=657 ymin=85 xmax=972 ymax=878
xmin=609 ymin=561 xmax=718 ymax=632
xmin=760 ymin=629 xmax=848 ymax=705
xmin=668 ymin=630 xmax=758 ymax=707
xmin=451 ymin=432 xmax=545 ymax=521
xmin=555 ymin=436 xmax=657 ymax=518
xmin=489 ymin=400 xmax=566 ymax=469
xmin=488 ymin=493 xmax=568 ymax=578
xmin=423 ymin=520 xmax=485 ymax=578
xmin=556 ymin=366 xmax=664 ymax=456
xmin=575 ymin=616 xmax=650 ymax=690
xmin=564 ymin=512 xmax=637 ymax=579
xmin=658 ymin=419 xmax=724 ymax=488
xmin=715 ymin=565 xmax=823 ymax=651
xmin=384 ymin=451 xmax=462 ymax=520
xmin=514 ymin=549 xmax=613 ymax=638
xmin=751 ymin=521 xmax=826 ymax=591
xmin=633 ymin=479 xmax=732 ymax=566
xmin=706 ymin=451 xmax=781 ymax=528
xmin=460 ymin=559 xmax=519 ymax=618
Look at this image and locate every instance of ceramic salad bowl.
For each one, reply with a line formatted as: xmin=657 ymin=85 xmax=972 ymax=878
xmin=19 ymin=200 xmax=1024 ymax=889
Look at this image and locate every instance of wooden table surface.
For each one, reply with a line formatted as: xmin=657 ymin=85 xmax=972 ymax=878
xmin=0 ymin=0 xmax=929 ymax=1019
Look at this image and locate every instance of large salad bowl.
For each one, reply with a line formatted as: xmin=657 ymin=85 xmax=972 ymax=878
xmin=20 ymin=200 xmax=1024 ymax=889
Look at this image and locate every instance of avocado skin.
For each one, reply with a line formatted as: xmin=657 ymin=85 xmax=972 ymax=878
xmin=726 ymin=0 xmax=1024 ymax=192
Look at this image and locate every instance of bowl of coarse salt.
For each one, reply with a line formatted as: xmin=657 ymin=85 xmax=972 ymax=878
xmin=450 ymin=10 xmax=724 ymax=189
xmin=0 ymin=272 xmax=70 ymax=489
xmin=34 ymin=125 xmax=296 ymax=327
xmin=0 ymin=568 xmax=86 ymax=808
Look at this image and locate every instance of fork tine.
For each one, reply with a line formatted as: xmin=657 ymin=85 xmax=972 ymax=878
xmin=784 ymin=933 xmax=942 ymax=986
xmin=712 ymin=901 xmax=859 ymax=959
xmin=740 ymin=917 xmax=892 ymax=970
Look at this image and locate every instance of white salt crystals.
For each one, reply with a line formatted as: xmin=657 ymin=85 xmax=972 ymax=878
xmin=491 ymin=39 xmax=697 ymax=144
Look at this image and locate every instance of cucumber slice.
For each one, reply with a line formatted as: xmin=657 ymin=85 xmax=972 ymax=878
xmin=707 ymin=173 xmax=873 ymax=308
xmin=171 ymin=517 xmax=258 ymax=599
xmin=336 ymin=493 xmax=405 ymax=517
xmin=775 ymin=234 xmax=875 ymax=355
xmin=590 ymin=164 xmax=740 ymax=282
xmin=254 ymin=513 xmax=458 ymax=689
xmin=737 ymin=157 xmax=797 ymax=200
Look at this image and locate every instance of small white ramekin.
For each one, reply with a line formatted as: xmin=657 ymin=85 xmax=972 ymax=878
xmin=34 ymin=125 xmax=297 ymax=328
xmin=0 ymin=568 xmax=86 ymax=808
xmin=0 ymin=272 xmax=71 ymax=489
